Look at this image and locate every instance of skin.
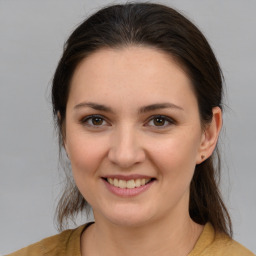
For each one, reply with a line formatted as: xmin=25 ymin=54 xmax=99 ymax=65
xmin=64 ymin=46 xmax=222 ymax=256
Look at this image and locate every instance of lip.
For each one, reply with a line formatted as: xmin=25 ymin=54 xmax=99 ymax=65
xmin=102 ymin=177 xmax=155 ymax=197
xmin=102 ymin=174 xmax=153 ymax=181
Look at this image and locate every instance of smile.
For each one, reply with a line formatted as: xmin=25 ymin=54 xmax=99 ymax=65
xmin=103 ymin=176 xmax=155 ymax=197
xmin=106 ymin=178 xmax=152 ymax=189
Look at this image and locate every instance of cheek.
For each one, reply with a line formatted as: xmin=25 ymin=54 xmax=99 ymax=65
xmin=148 ymin=131 xmax=201 ymax=177
xmin=66 ymin=133 xmax=108 ymax=177
xmin=65 ymin=134 xmax=109 ymax=202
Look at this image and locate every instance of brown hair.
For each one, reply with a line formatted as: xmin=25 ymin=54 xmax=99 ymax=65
xmin=52 ymin=3 xmax=232 ymax=235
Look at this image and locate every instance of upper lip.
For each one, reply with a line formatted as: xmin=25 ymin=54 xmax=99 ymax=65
xmin=102 ymin=174 xmax=154 ymax=181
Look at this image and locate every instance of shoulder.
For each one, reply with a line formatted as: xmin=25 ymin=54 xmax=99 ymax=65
xmin=189 ymin=223 xmax=255 ymax=256
xmin=6 ymin=224 xmax=87 ymax=256
xmin=207 ymin=232 xmax=255 ymax=256
xmin=190 ymin=223 xmax=255 ymax=256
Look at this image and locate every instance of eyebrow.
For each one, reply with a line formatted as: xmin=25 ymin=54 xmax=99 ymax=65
xmin=74 ymin=102 xmax=113 ymax=113
xmin=74 ymin=102 xmax=184 ymax=113
xmin=138 ymin=103 xmax=184 ymax=113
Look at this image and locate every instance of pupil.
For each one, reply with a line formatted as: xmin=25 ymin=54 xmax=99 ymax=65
xmin=154 ymin=118 xmax=164 ymax=126
xmin=92 ymin=117 xmax=103 ymax=125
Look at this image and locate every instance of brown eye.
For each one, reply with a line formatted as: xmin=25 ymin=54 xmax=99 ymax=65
xmin=92 ymin=117 xmax=104 ymax=126
xmin=81 ymin=115 xmax=108 ymax=127
xmin=153 ymin=117 xmax=166 ymax=126
xmin=147 ymin=115 xmax=174 ymax=128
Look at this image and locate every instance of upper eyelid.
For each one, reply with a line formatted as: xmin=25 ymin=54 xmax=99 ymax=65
xmin=145 ymin=115 xmax=175 ymax=124
xmin=81 ymin=114 xmax=106 ymax=120
xmin=80 ymin=114 xmax=110 ymax=125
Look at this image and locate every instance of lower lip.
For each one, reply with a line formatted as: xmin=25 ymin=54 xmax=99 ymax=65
xmin=103 ymin=179 xmax=154 ymax=197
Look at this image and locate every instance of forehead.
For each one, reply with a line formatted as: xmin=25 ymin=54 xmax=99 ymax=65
xmin=68 ymin=46 xmax=197 ymax=111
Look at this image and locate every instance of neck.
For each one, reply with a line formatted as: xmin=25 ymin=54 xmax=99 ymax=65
xmin=81 ymin=212 xmax=203 ymax=256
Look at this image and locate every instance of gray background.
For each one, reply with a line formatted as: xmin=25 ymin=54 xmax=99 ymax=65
xmin=1 ymin=0 xmax=255 ymax=254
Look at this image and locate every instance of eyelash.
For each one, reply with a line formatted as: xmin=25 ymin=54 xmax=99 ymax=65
xmin=80 ymin=115 xmax=109 ymax=127
xmin=146 ymin=115 xmax=175 ymax=128
xmin=80 ymin=114 xmax=175 ymax=128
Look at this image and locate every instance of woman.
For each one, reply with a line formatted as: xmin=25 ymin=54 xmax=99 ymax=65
xmin=7 ymin=3 xmax=254 ymax=256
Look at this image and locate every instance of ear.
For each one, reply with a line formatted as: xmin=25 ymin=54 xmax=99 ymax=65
xmin=57 ymin=111 xmax=68 ymax=154
xmin=57 ymin=111 xmax=61 ymax=121
xmin=196 ymin=107 xmax=222 ymax=164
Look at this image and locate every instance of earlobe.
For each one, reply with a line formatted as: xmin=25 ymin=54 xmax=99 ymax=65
xmin=63 ymin=139 xmax=69 ymax=159
xmin=196 ymin=107 xmax=222 ymax=164
xmin=57 ymin=111 xmax=61 ymax=121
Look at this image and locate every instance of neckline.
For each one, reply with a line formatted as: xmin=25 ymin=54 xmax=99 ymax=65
xmin=77 ymin=222 xmax=215 ymax=256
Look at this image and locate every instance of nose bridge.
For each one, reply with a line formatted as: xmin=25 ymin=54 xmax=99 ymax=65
xmin=108 ymin=123 xmax=145 ymax=168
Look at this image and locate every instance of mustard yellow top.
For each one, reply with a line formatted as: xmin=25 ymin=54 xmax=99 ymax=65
xmin=7 ymin=223 xmax=255 ymax=256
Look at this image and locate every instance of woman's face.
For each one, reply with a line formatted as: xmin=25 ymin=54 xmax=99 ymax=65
xmin=64 ymin=46 xmax=206 ymax=227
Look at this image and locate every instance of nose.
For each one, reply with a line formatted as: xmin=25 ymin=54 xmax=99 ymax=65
xmin=108 ymin=125 xmax=146 ymax=169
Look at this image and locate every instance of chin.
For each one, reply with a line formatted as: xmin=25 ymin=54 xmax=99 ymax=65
xmin=95 ymin=204 xmax=154 ymax=228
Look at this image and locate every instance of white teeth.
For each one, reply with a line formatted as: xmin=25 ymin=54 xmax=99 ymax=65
xmin=106 ymin=178 xmax=151 ymax=188
xmin=114 ymin=178 xmax=119 ymax=187
xmin=127 ymin=180 xmax=135 ymax=189
xmin=135 ymin=179 xmax=141 ymax=187
xmin=119 ymin=180 xmax=126 ymax=188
